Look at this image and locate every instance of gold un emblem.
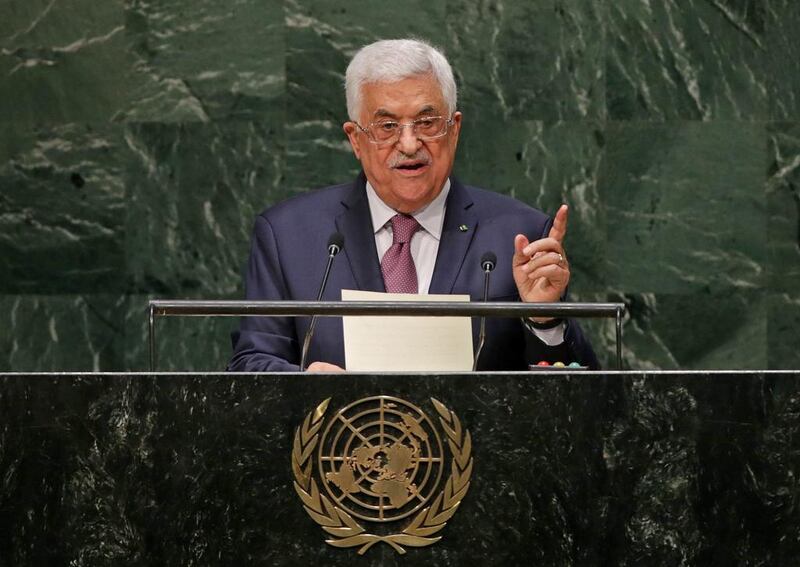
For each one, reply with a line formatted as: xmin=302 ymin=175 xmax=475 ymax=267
xmin=291 ymin=396 xmax=473 ymax=555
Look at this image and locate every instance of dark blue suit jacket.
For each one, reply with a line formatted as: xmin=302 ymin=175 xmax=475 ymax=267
xmin=228 ymin=174 xmax=598 ymax=371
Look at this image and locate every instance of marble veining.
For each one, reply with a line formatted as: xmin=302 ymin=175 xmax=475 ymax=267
xmin=2 ymin=372 xmax=800 ymax=564
xmin=0 ymin=0 xmax=798 ymax=370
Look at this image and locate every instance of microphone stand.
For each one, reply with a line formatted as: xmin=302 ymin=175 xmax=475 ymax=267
xmin=300 ymin=237 xmax=342 ymax=371
xmin=472 ymin=253 xmax=495 ymax=371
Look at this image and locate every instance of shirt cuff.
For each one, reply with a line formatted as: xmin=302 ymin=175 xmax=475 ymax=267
xmin=522 ymin=319 xmax=566 ymax=346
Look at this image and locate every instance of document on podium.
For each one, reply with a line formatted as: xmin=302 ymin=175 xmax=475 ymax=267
xmin=341 ymin=289 xmax=473 ymax=372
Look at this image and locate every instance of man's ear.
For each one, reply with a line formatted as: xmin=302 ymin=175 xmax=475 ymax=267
xmin=343 ymin=122 xmax=362 ymax=160
xmin=449 ymin=111 xmax=463 ymax=147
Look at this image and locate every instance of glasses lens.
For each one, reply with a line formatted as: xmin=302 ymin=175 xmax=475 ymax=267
xmin=415 ymin=117 xmax=445 ymax=138
xmin=371 ymin=120 xmax=399 ymax=142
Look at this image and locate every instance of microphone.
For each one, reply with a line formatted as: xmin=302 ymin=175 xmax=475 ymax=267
xmin=327 ymin=232 xmax=343 ymax=256
xmin=472 ymin=251 xmax=497 ymax=371
xmin=481 ymin=252 xmax=496 ymax=272
xmin=300 ymin=232 xmax=344 ymax=371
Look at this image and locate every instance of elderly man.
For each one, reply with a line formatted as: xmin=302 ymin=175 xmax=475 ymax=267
xmin=228 ymin=38 xmax=598 ymax=372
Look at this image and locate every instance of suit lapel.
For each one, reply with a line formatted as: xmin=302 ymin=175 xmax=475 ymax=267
xmin=335 ymin=174 xmax=386 ymax=292
xmin=429 ymin=178 xmax=478 ymax=294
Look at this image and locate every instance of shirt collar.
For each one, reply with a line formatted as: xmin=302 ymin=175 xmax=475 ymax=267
xmin=365 ymin=178 xmax=451 ymax=240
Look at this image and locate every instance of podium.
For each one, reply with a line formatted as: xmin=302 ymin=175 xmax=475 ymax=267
xmin=2 ymin=371 xmax=799 ymax=565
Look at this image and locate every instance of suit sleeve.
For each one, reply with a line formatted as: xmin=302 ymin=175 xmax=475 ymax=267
xmin=521 ymin=216 xmax=601 ymax=369
xmin=227 ymin=215 xmax=301 ymax=371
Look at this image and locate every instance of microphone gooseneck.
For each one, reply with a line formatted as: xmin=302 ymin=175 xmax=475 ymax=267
xmin=473 ymin=251 xmax=497 ymax=371
xmin=300 ymin=232 xmax=344 ymax=371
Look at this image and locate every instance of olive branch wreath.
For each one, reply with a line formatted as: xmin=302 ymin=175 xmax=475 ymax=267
xmin=291 ymin=397 xmax=473 ymax=555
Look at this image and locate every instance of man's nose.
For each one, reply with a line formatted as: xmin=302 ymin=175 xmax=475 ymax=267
xmin=396 ymin=124 xmax=422 ymax=154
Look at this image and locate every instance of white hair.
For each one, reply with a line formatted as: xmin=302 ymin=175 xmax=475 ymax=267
xmin=345 ymin=39 xmax=457 ymax=121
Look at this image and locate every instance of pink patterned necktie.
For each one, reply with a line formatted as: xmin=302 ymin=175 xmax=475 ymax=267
xmin=381 ymin=214 xmax=421 ymax=293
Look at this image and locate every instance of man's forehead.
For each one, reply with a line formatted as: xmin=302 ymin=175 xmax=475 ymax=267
xmin=360 ymin=76 xmax=446 ymax=117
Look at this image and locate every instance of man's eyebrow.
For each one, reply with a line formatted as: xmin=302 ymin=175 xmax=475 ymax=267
xmin=373 ymin=108 xmax=398 ymax=119
xmin=416 ymin=105 xmax=438 ymax=115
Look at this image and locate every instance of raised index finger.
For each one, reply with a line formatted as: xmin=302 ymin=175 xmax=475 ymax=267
xmin=548 ymin=204 xmax=569 ymax=243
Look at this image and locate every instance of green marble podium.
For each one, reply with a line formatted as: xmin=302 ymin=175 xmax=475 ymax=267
xmin=2 ymin=371 xmax=799 ymax=565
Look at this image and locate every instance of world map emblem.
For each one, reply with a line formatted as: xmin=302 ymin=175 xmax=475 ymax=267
xmin=291 ymin=396 xmax=473 ymax=555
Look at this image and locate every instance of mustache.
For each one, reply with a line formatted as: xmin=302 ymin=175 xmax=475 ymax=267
xmin=388 ymin=150 xmax=432 ymax=168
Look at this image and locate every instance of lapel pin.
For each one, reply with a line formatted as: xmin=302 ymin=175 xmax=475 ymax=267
xmin=458 ymin=224 xmax=469 ymax=232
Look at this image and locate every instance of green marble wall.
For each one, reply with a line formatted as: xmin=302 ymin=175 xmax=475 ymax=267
xmin=1 ymin=0 xmax=798 ymax=371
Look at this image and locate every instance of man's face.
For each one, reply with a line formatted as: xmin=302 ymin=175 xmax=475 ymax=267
xmin=343 ymin=75 xmax=462 ymax=214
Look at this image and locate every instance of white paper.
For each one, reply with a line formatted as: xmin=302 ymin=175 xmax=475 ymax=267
xmin=342 ymin=289 xmax=473 ymax=372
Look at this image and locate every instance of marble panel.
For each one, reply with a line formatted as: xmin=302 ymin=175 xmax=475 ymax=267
xmin=606 ymin=0 xmax=768 ymax=120
xmin=602 ymin=121 xmax=766 ymax=294
xmin=0 ymin=295 xmax=125 ymax=371
xmin=0 ymin=0 xmax=145 ymax=125
xmin=575 ymin=290 xmax=766 ymax=370
xmin=445 ymin=0 xmax=606 ymax=121
xmin=601 ymin=376 xmax=703 ymax=563
xmin=767 ymin=122 xmax=800 ymax=292
xmin=0 ymin=376 xmax=155 ymax=564
xmin=120 ymin=0 xmax=285 ymax=122
xmin=0 ymin=124 xmax=126 ymax=293
xmin=767 ymin=293 xmax=800 ymax=370
xmin=766 ymin=0 xmax=800 ymax=119
xmin=284 ymin=121 xmax=360 ymax=195
xmin=2 ymin=372 xmax=800 ymax=563
xmin=124 ymin=121 xmax=284 ymax=296
xmin=122 ymin=294 xmax=237 ymax=372
xmin=642 ymin=290 xmax=766 ymax=370
xmin=456 ymin=119 xmax=607 ymax=293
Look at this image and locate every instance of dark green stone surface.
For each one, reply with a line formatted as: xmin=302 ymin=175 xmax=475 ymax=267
xmin=1 ymin=371 xmax=800 ymax=564
xmin=576 ymin=290 xmax=767 ymax=371
xmin=768 ymin=293 xmax=800 ymax=369
xmin=767 ymin=121 xmax=800 ymax=292
xmin=445 ymin=1 xmax=606 ymax=121
xmin=121 ymin=0 xmax=285 ymax=122
xmin=606 ymin=0 xmax=768 ymax=120
xmin=0 ymin=124 xmax=127 ymax=293
xmin=0 ymin=1 xmax=142 ymax=125
xmin=123 ymin=294 xmax=236 ymax=371
xmin=0 ymin=295 xmax=125 ymax=371
xmin=767 ymin=0 xmax=800 ymax=119
xmin=123 ymin=121 xmax=284 ymax=296
xmin=0 ymin=1 xmax=798 ymax=371
xmin=602 ymin=121 xmax=766 ymax=294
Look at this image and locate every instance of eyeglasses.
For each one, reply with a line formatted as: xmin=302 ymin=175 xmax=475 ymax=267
xmin=355 ymin=116 xmax=454 ymax=146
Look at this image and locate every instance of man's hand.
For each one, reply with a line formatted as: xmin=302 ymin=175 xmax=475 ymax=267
xmin=512 ymin=204 xmax=571 ymax=317
xmin=306 ymin=361 xmax=345 ymax=372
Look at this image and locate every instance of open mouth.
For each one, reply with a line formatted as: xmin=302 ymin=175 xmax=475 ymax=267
xmin=394 ymin=161 xmax=428 ymax=171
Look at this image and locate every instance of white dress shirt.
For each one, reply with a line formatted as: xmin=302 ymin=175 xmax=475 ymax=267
xmin=365 ymin=179 xmax=449 ymax=295
xmin=364 ymin=180 xmax=565 ymax=346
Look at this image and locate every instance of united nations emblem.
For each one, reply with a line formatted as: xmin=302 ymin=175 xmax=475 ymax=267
xmin=291 ymin=396 xmax=473 ymax=555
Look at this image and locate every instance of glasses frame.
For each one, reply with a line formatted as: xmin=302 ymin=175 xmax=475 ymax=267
xmin=354 ymin=115 xmax=455 ymax=146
